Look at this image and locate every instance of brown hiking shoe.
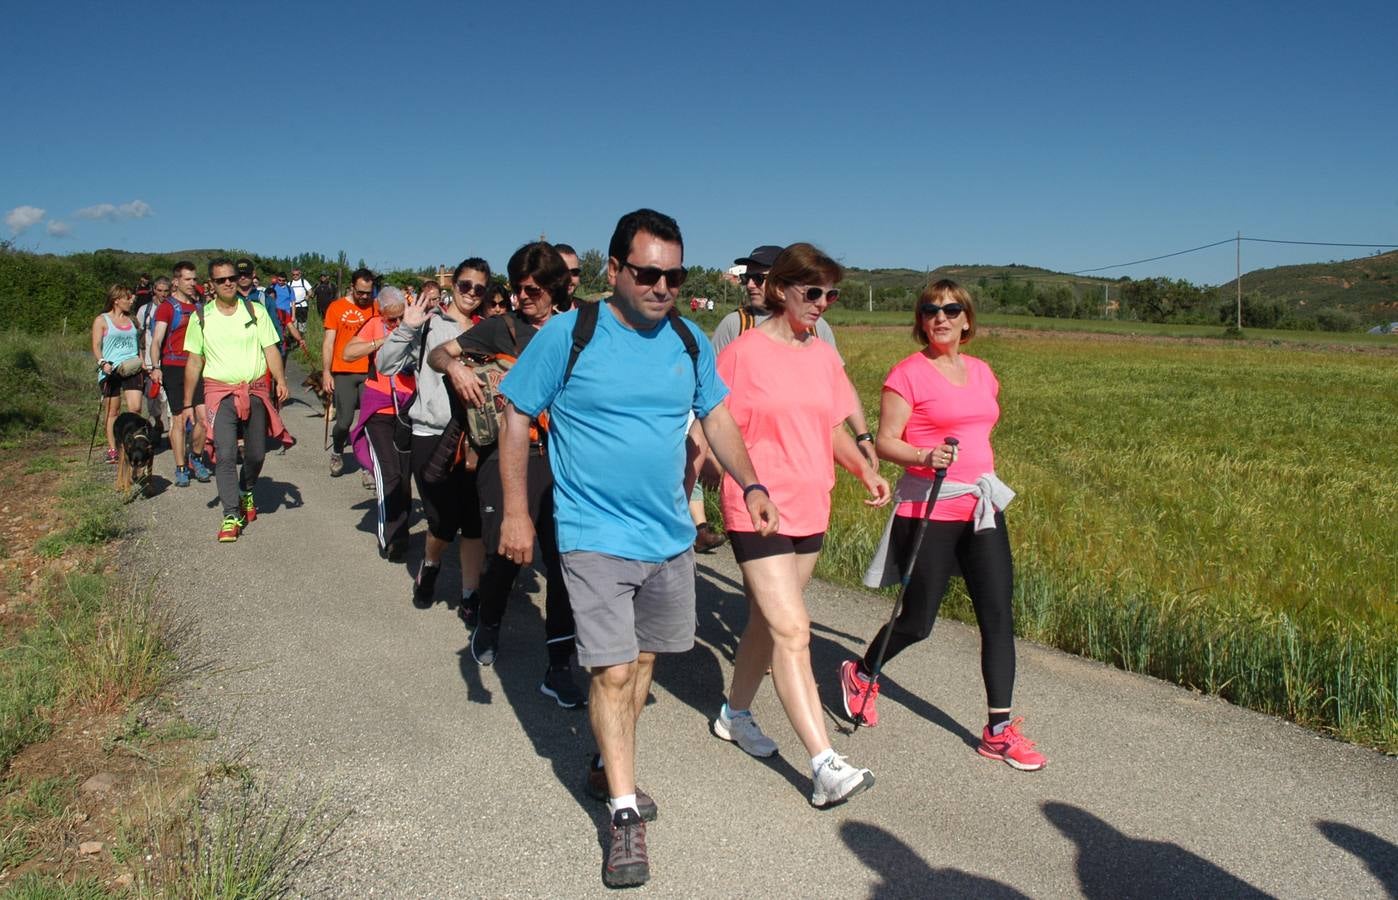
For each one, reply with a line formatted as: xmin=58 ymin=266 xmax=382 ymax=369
xmin=693 ymin=522 xmax=727 ymax=553
xmin=585 ymin=760 xmax=657 ymax=822
xmin=603 ymin=808 xmax=649 ymax=888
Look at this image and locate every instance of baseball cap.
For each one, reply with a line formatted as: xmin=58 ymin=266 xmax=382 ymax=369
xmin=734 ymin=245 xmax=783 ymax=268
xmin=235 ymin=258 xmax=256 ymax=276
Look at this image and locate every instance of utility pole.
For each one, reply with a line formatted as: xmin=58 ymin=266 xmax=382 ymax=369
xmin=1104 ymin=282 xmax=1109 ymax=319
xmin=1236 ymin=231 xmax=1242 ymax=329
xmin=868 ymin=284 xmax=873 ymax=313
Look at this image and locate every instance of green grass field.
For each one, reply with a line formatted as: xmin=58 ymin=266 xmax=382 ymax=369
xmin=813 ymin=326 xmax=1397 ymax=751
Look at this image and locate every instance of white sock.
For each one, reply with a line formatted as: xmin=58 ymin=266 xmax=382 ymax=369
xmin=723 ymin=702 xmax=749 ymax=719
xmin=608 ymin=794 xmax=639 ymax=817
xmin=811 ymin=748 xmax=836 ymax=773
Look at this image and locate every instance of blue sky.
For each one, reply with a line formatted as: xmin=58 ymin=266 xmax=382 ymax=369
xmin=4 ymin=0 xmax=1395 ymax=284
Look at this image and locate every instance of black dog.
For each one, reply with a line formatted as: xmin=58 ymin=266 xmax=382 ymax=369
xmin=113 ymin=411 xmax=155 ymax=496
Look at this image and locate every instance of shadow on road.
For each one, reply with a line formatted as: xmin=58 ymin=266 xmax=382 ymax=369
xmin=841 ymin=821 xmax=1029 ymax=899
xmin=252 ymin=477 xmax=303 ymax=515
xmin=1317 ymin=820 xmax=1397 ymax=897
xmin=1043 ymin=801 xmax=1272 ymax=899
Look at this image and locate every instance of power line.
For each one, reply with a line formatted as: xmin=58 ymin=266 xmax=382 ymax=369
xmin=1070 ymin=235 xmax=1398 ymax=275
xmin=1241 ymin=237 xmax=1398 ymax=249
xmin=1069 ymin=238 xmax=1234 ymax=274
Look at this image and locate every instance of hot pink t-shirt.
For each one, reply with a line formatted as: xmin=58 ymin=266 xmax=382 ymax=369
xmin=884 ymin=352 xmax=1000 ymax=522
xmin=718 ymin=328 xmax=857 ymax=537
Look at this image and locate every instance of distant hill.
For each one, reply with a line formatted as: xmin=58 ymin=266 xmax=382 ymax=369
xmin=842 ymin=263 xmax=1110 ymax=295
xmin=1218 ymin=250 xmax=1398 ymax=314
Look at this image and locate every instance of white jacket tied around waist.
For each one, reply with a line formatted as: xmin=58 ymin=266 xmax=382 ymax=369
xmin=862 ymin=472 xmax=1016 ymax=589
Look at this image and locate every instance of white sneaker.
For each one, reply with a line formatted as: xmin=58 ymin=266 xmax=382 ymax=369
xmin=712 ymin=705 xmax=778 ymax=758
xmin=810 ymin=754 xmax=874 ymax=808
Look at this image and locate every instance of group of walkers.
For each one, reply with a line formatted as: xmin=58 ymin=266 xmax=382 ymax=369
xmin=92 ymin=210 xmax=1046 ymax=889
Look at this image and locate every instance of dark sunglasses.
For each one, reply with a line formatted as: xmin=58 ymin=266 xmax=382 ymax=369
xmin=741 ymin=272 xmax=767 ymax=287
xmin=567 ymin=267 xmax=582 ymax=277
xmin=622 ymin=261 xmax=687 ymax=287
xmin=517 ymin=284 xmax=547 ymax=300
xmin=211 ymin=275 xmax=238 ymax=284
xmin=485 ymin=299 xmax=509 ymax=308
xmin=800 ymin=286 xmax=840 ymax=304
xmin=919 ymin=302 xmax=965 ymax=318
xmin=455 ymin=280 xmax=486 ymax=297
xmin=352 ymin=289 xmax=374 ymax=299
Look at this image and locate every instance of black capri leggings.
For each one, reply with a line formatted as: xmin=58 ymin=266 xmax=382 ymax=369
xmin=862 ymin=511 xmax=1016 ymax=710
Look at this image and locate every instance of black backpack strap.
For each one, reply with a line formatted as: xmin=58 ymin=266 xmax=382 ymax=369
xmin=666 ymin=308 xmax=701 ymax=376
xmin=562 ymin=301 xmax=599 ymax=387
xmin=502 ymin=310 xmax=521 ymax=355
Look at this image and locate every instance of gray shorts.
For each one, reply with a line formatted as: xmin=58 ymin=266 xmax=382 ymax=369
xmin=560 ymin=550 xmax=696 ymax=668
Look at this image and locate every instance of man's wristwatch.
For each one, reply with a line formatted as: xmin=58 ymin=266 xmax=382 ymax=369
xmin=855 ymin=432 xmax=874 ymax=444
xmin=742 ymin=483 xmax=769 ymax=499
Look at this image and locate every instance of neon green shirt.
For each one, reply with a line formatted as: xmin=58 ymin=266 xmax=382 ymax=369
xmin=183 ymin=299 xmax=280 ymax=384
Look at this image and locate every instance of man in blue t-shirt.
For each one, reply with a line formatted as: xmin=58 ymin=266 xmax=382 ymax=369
xmin=498 ymin=209 xmax=777 ymax=889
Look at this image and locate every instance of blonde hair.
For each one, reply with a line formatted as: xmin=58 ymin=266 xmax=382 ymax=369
xmin=913 ymin=279 xmax=976 ymax=345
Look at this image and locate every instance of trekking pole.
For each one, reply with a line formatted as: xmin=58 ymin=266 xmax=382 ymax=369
xmin=853 ymin=437 xmax=958 ymax=731
xmin=87 ymin=395 xmax=106 ymax=463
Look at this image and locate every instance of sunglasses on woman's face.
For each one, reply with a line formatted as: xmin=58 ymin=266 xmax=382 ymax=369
xmin=919 ymin=302 xmax=965 ymax=318
xmin=517 ymin=284 xmax=546 ymax=300
xmin=799 ymin=286 xmax=840 ymax=304
xmin=455 ymin=281 xmax=486 ymax=297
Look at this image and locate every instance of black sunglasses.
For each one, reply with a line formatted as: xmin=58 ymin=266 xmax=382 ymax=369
xmin=211 ymin=275 xmax=238 ymax=284
xmin=353 ymin=289 xmax=374 ymax=299
xmin=800 ymin=286 xmax=840 ymax=304
xmin=622 ymin=261 xmax=687 ymax=287
xmin=919 ymin=302 xmax=965 ymax=318
xmin=567 ymin=267 xmax=582 ymax=277
xmin=455 ymin=281 xmax=487 ymax=297
xmin=741 ymin=272 xmax=766 ymax=287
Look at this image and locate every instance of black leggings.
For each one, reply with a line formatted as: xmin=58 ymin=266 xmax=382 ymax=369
xmin=474 ymin=446 xmax=574 ymax=667
xmin=862 ymin=512 xmax=1016 ymax=709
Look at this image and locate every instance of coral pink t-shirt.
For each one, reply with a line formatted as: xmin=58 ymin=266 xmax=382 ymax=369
xmin=885 ymin=352 xmax=1000 ymax=522
xmin=718 ymin=328 xmax=857 ymax=537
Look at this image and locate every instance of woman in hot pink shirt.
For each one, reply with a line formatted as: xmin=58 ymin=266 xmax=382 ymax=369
xmin=838 ymin=279 xmax=1047 ymax=771
xmin=712 ymin=243 xmax=890 ymax=809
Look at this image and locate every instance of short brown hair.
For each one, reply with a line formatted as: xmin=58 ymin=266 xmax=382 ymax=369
xmin=762 ymin=242 xmax=843 ymax=313
xmin=913 ymin=279 xmax=977 ymax=346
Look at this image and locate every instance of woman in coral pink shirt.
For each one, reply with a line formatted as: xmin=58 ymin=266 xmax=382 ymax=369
xmin=712 ymin=243 xmax=890 ymax=809
xmin=839 ymin=279 xmax=1046 ymax=771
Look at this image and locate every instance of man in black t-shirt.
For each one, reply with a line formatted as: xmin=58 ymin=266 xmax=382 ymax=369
xmin=312 ymin=273 xmax=337 ymax=317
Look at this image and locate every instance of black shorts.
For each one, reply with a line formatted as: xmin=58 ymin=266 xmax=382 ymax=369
xmin=99 ymin=371 xmax=143 ymax=399
xmin=410 ymin=432 xmax=482 ymax=541
xmin=728 ymin=531 xmax=825 ymax=563
xmin=161 ymin=364 xmax=204 ymax=414
xmin=474 ymin=443 xmax=551 ymax=552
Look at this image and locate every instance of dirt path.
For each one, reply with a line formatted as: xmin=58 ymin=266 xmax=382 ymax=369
xmin=128 ymin=369 xmax=1397 ymax=898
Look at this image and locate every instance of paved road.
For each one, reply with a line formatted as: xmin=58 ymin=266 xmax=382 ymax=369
xmin=131 ymin=380 xmax=1397 ymax=898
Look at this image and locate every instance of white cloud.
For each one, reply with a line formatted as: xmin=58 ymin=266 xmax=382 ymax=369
xmin=5 ymin=205 xmax=45 ymax=235
xmin=74 ymin=200 xmax=153 ymax=222
xmin=46 ymin=220 xmax=72 ymax=238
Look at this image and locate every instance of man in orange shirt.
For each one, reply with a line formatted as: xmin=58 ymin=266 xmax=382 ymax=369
xmin=321 ymin=267 xmax=378 ymax=477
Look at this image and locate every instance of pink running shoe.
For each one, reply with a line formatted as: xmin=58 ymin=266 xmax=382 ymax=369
xmin=977 ymin=717 xmax=1047 ymax=771
xmin=840 ymin=659 xmax=881 ymax=727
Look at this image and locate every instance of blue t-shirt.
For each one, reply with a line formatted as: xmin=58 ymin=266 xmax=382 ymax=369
xmin=502 ymin=303 xmax=728 ymax=562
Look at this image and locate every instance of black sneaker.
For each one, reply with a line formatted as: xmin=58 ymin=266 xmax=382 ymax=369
xmin=413 ymin=563 xmax=440 ymax=609
xmin=603 ymin=808 xmax=649 ymax=889
xmin=457 ymin=595 xmax=479 ymax=630
xmin=385 ymin=542 xmax=407 ymax=563
xmin=693 ymin=522 xmax=728 ymax=553
xmin=540 ymin=664 xmax=587 ymax=709
xmin=471 ymin=623 xmax=499 ymax=666
xmin=585 ymin=759 xmax=657 ymax=822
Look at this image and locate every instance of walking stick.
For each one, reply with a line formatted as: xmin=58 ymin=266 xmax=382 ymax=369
xmin=323 ymin=400 xmax=334 ymax=450
xmin=853 ymin=437 xmax=958 ymax=731
xmin=87 ymin=395 xmax=106 ymax=463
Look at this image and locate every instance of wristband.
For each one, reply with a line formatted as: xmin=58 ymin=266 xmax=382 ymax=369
xmin=742 ymin=483 xmax=769 ymax=499
xmin=855 ymin=432 xmax=874 ymax=443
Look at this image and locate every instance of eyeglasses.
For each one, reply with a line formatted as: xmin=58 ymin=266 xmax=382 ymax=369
xmin=799 ymin=286 xmax=840 ymax=304
xmin=455 ymin=281 xmax=486 ymax=297
xmin=567 ymin=267 xmax=582 ymax=277
xmin=918 ymin=302 xmax=965 ymax=319
xmin=741 ymin=272 xmax=767 ymax=287
xmin=517 ymin=284 xmax=547 ymax=301
xmin=485 ymin=300 xmax=508 ymax=308
xmin=212 ymin=275 xmax=238 ymax=284
xmin=622 ymin=261 xmax=687 ymax=287
xmin=352 ymin=289 xmax=374 ymax=299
